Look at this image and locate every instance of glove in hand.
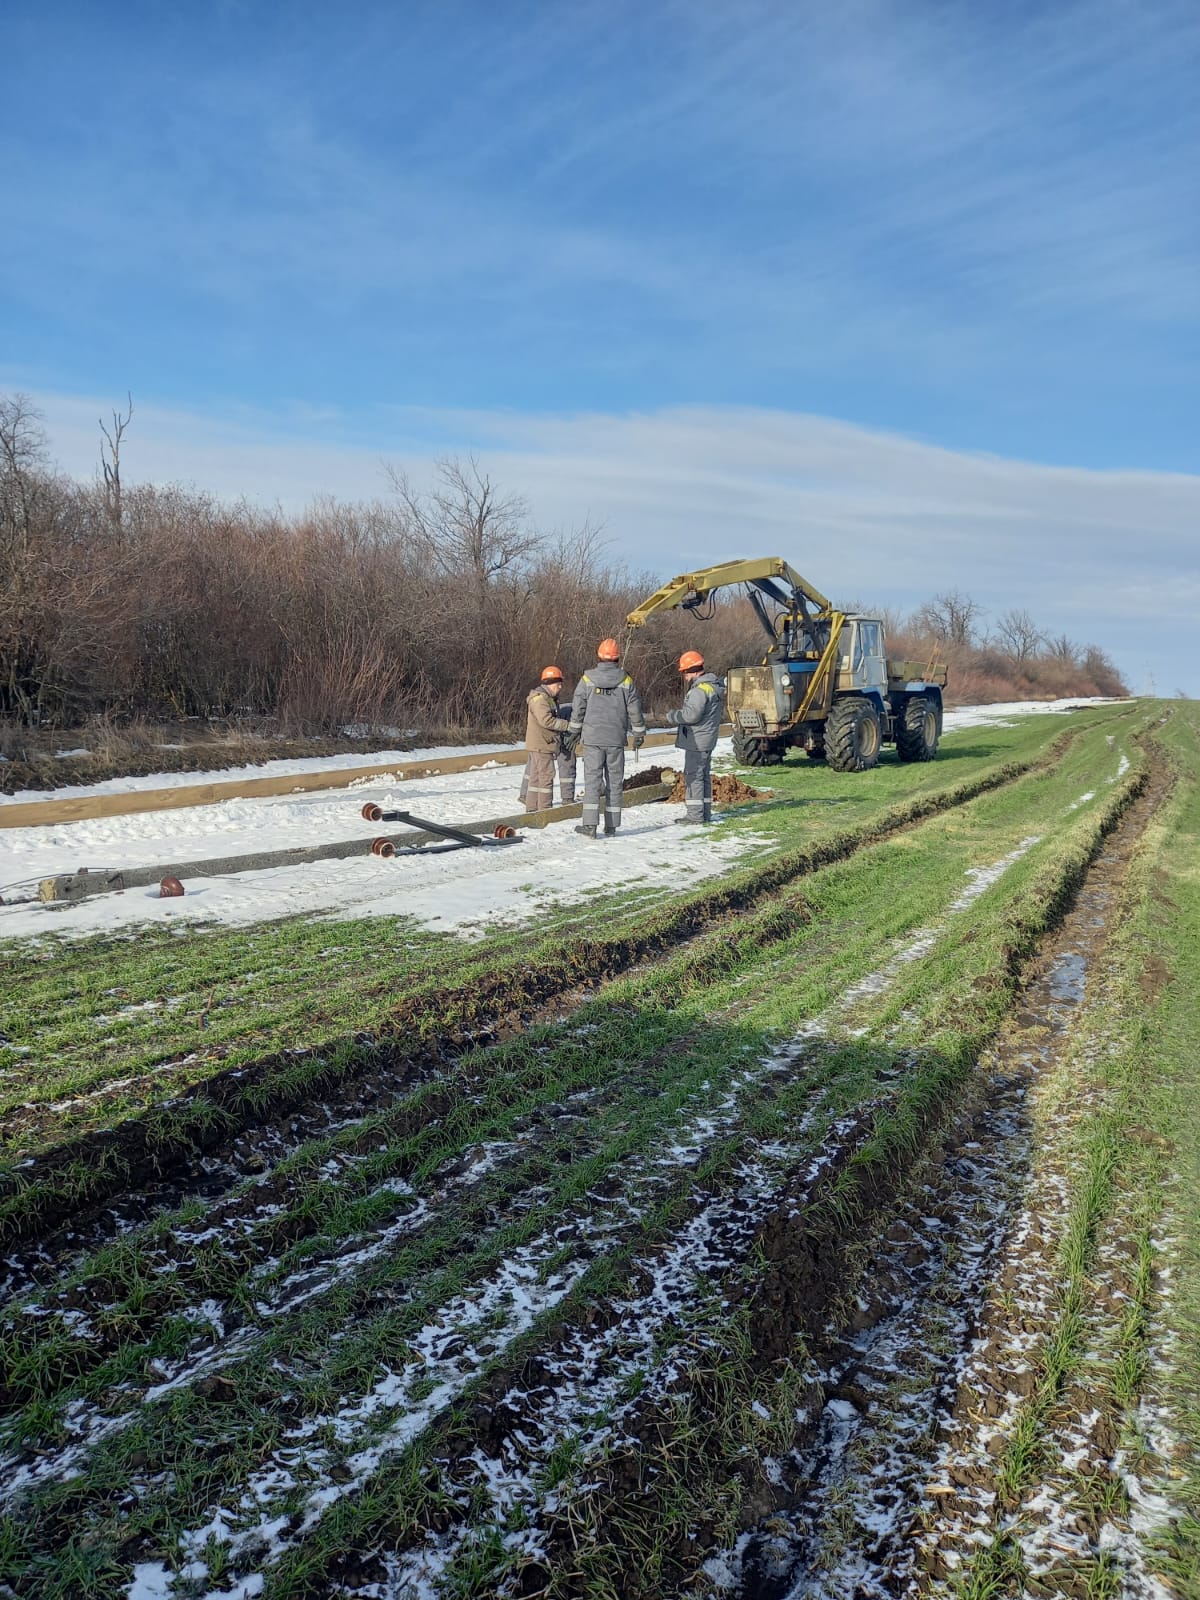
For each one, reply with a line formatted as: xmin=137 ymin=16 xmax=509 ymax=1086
xmin=631 ymin=733 xmax=645 ymax=750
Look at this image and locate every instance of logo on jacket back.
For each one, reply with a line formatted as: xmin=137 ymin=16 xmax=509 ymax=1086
xmin=583 ymin=672 xmax=632 ymax=696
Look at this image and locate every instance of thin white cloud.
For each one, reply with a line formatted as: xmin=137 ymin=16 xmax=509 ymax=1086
xmin=13 ymin=384 xmax=1200 ymax=693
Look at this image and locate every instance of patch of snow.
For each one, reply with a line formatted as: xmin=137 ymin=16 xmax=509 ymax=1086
xmin=940 ymin=697 xmax=1121 ymax=734
xmin=949 ymin=836 xmax=1041 ymax=911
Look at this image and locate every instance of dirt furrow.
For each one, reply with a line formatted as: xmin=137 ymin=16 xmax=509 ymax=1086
xmin=890 ymin=777 xmax=1162 ymax=1594
xmin=33 ymin=1043 xmax=844 ymax=1586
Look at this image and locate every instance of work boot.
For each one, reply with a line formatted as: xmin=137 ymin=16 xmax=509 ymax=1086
xmin=574 ymin=824 xmax=597 ymax=839
xmin=603 ymin=817 xmax=618 ymax=836
xmin=674 ymin=814 xmax=705 ymax=825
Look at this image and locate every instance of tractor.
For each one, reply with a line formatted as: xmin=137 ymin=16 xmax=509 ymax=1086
xmin=625 ymin=557 xmax=948 ymax=772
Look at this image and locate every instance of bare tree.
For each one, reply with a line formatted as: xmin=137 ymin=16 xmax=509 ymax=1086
xmin=0 ymin=393 xmax=49 ymax=555
xmin=994 ymin=607 xmax=1043 ymax=664
xmin=99 ymin=393 xmax=133 ymax=531
xmin=915 ymin=589 xmax=984 ymax=646
xmin=1083 ymin=645 xmax=1127 ymax=697
xmin=386 ymin=456 xmax=540 ymax=593
xmin=1047 ymin=632 xmax=1079 ymax=666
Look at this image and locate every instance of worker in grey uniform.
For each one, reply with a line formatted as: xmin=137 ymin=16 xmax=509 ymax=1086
xmin=568 ymin=637 xmax=646 ymax=838
xmin=555 ymin=696 xmax=577 ymax=803
xmin=668 ymin=649 xmax=725 ymax=824
xmin=522 ymin=666 xmax=571 ymax=811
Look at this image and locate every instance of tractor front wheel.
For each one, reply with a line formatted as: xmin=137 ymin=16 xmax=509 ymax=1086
xmin=896 ymin=696 xmax=940 ymax=762
xmin=825 ymin=699 xmax=882 ymax=772
xmin=732 ymin=727 xmax=785 ymax=767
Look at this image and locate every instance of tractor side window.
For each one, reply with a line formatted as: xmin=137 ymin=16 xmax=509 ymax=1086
xmin=840 ymin=627 xmax=859 ymax=669
xmin=860 ymin=622 xmax=882 ymax=657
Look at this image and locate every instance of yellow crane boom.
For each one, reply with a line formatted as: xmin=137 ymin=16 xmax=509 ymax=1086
xmin=625 ymin=557 xmax=832 ymax=627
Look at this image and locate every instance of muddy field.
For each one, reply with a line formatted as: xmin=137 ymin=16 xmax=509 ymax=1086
xmin=0 ymin=701 xmax=1197 ymax=1600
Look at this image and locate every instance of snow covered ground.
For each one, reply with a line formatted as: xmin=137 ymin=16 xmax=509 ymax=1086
xmin=0 ymin=742 xmax=751 ymax=941
xmin=0 ymin=701 xmax=1117 ymax=943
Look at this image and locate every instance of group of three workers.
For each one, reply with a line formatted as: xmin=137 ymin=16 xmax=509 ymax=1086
xmin=522 ymin=638 xmax=724 ymax=838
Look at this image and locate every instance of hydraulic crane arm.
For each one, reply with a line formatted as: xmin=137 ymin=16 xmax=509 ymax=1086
xmin=625 ymin=558 xmax=832 ymax=627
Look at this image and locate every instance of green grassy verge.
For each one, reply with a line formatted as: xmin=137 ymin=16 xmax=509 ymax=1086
xmin=0 ymin=714 xmax=1138 ymax=1398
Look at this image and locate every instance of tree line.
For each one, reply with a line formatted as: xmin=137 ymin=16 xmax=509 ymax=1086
xmin=0 ymin=394 xmax=1126 ymax=733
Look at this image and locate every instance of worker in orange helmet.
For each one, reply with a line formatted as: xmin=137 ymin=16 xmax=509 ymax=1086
xmin=567 ymin=637 xmax=646 ymax=838
xmin=521 ymin=665 xmax=572 ymax=811
xmin=668 ymin=649 xmax=725 ymax=824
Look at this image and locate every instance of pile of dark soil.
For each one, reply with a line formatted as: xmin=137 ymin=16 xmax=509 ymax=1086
xmin=621 ymin=763 xmax=762 ymax=804
xmin=666 ymin=770 xmax=763 ymax=805
xmin=622 ymin=764 xmax=679 ymax=792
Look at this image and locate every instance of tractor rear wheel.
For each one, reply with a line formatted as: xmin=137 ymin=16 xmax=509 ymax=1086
xmin=896 ymin=696 xmax=940 ymax=762
xmin=825 ymin=699 xmax=882 ymax=772
xmin=732 ymin=727 xmax=785 ymax=766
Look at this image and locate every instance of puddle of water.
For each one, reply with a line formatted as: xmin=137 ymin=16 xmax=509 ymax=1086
xmin=1047 ymin=950 xmax=1087 ymax=1004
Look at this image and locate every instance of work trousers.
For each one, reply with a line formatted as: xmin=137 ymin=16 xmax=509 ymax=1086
xmin=683 ymin=747 xmax=713 ymax=822
xmin=523 ymin=751 xmax=555 ymax=812
xmin=557 ymin=750 xmax=577 ymax=803
xmin=519 ymin=751 xmax=577 ymax=810
xmin=582 ymin=745 xmax=625 ymax=831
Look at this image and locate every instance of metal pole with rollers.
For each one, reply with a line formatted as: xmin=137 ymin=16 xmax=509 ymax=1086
xmin=22 ymin=782 xmax=673 ymax=906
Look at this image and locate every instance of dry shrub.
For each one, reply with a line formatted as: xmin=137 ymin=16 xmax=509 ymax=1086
xmin=0 ymin=394 xmax=1129 ymax=729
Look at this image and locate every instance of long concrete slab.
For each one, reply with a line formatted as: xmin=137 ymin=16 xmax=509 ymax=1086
xmin=1 ymin=728 xmax=707 ymax=831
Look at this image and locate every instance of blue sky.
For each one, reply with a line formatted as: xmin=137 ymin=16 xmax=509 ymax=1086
xmin=3 ymin=0 xmax=1199 ymax=691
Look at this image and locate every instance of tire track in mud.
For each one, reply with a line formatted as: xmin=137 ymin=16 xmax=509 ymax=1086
xmin=0 ymin=991 xmax=784 ymax=1429
xmin=2 ymin=1031 xmax=848 ymax=1572
xmin=0 ymin=749 xmax=1064 ymax=1281
xmin=695 ymin=756 xmax=1167 ymax=1600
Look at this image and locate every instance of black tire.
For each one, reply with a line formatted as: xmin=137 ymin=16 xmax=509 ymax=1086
xmin=825 ymin=698 xmax=882 ymax=773
xmin=895 ymin=696 xmax=940 ymax=762
xmin=732 ymin=727 xmax=785 ymax=766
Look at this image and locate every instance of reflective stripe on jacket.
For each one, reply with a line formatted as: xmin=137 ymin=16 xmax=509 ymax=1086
xmin=668 ymin=672 xmax=725 ymax=753
xmin=567 ymin=662 xmax=646 ymax=746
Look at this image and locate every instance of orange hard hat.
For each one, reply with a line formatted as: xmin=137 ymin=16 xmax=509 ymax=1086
xmin=678 ymin=649 xmax=705 ymax=672
xmin=597 ymin=638 xmax=621 ymax=661
xmin=540 ymin=665 xmax=564 ymax=683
